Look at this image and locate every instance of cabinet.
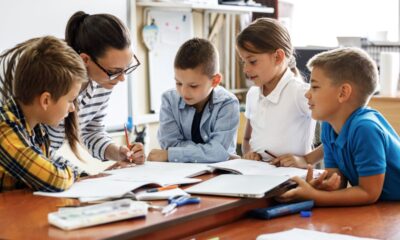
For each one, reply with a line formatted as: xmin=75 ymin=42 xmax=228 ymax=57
xmin=368 ymin=95 xmax=400 ymax=135
xmin=136 ymin=0 xmax=275 ymax=111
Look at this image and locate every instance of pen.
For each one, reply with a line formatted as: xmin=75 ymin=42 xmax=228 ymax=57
xmin=146 ymin=185 xmax=178 ymax=193
xmin=264 ymin=150 xmax=277 ymax=158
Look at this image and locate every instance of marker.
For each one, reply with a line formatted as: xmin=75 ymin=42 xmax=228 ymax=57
xmin=146 ymin=185 xmax=178 ymax=193
xmin=250 ymin=200 xmax=314 ymax=219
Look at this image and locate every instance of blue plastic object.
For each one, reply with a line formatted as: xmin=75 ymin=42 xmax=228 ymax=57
xmin=249 ymin=200 xmax=314 ymax=219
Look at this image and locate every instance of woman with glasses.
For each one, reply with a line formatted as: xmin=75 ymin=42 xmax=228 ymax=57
xmin=45 ymin=11 xmax=145 ymax=165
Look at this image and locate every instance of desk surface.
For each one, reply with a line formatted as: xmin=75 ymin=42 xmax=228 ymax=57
xmin=0 ymin=179 xmax=270 ymax=240
xmin=187 ymin=201 xmax=400 ymax=240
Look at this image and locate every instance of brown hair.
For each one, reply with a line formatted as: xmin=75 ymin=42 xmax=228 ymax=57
xmin=174 ymin=38 xmax=219 ymax=78
xmin=236 ymin=17 xmax=299 ymax=77
xmin=65 ymin=11 xmax=131 ymax=59
xmin=0 ymin=36 xmax=87 ymax=159
xmin=307 ymin=47 xmax=378 ymax=105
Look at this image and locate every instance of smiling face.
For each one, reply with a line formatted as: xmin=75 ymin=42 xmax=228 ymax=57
xmin=305 ymin=67 xmax=342 ymax=122
xmin=237 ymin=47 xmax=284 ymax=92
xmin=174 ymin=67 xmax=220 ymax=111
xmin=83 ymin=47 xmax=134 ymax=89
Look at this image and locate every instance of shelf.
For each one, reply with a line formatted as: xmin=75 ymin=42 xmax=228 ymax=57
xmin=136 ymin=1 xmax=274 ymax=14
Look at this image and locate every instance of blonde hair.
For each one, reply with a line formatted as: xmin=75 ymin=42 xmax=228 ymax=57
xmin=307 ymin=47 xmax=378 ymax=105
xmin=0 ymin=36 xmax=87 ymax=159
xmin=236 ymin=17 xmax=299 ymax=77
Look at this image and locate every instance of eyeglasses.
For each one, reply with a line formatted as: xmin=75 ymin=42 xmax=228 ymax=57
xmin=90 ymin=54 xmax=141 ymax=81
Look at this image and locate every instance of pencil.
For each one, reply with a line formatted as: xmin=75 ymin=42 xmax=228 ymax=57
xmin=146 ymin=185 xmax=178 ymax=193
xmin=264 ymin=150 xmax=277 ymax=158
xmin=124 ymin=124 xmax=131 ymax=149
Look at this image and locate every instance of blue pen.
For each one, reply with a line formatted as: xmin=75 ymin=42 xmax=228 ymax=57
xmin=250 ymin=200 xmax=314 ymax=219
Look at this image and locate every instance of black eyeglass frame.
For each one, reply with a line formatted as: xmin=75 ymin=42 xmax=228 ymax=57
xmin=90 ymin=54 xmax=140 ymax=80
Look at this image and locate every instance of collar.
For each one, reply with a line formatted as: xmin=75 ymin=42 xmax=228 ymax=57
xmin=258 ymin=68 xmax=293 ymax=104
xmin=5 ymin=98 xmax=46 ymax=138
xmin=78 ymin=80 xmax=97 ymax=105
xmin=333 ymin=107 xmax=365 ymax=148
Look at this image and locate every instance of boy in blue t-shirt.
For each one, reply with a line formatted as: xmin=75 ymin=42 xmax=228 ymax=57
xmin=279 ymin=47 xmax=400 ymax=206
xmin=147 ymin=38 xmax=240 ymax=163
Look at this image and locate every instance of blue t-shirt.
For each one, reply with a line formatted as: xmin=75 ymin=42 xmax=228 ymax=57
xmin=322 ymin=107 xmax=400 ymax=201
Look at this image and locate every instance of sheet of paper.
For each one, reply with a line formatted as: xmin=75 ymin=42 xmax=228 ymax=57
xmin=256 ymin=228 xmax=378 ymax=240
xmin=106 ymin=161 xmax=211 ymax=179
xmin=135 ymin=188 xmax=189 ymax=201
xmin=209 ymin=159 xmax=308 ymax=177
xmin=34 ymin=177 xmax=151 ymax=198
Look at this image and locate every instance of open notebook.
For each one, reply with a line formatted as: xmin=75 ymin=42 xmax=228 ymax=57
xmin=34 ymin=162 xmax=209 ymax=201
xmin=208 ymin=159 xmax=314 ymax=177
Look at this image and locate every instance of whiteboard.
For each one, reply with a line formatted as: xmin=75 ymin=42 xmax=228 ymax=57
xmin=147 ymin=9 xmax=194 ymax=112
xmin=0 ymin=0 xmax=130 ymax=131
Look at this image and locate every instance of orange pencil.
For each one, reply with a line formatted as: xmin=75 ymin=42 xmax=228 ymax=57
xmin=124 ymin=124 xmax=131 ymax=149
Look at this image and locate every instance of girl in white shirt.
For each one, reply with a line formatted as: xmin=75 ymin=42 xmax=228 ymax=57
xmin=236 ymin=18 xmax=318 ymax=167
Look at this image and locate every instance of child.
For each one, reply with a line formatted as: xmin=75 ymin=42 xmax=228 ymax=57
xmin=236 ymin=18 xmax=316 ymax=162
xmin=147 ymin=38 xmax=240 ymax=163
xmin=0 ymin=36 xmax=87 ymax=192
xmin=279 ymin=47 xmax=400 ymax=205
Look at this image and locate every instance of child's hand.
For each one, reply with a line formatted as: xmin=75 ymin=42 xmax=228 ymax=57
xmin=119 ymin=143 xmax=145 ymax=164
xmin=270 ymin=154 xmax=308 ymax=168
xmin=275 ymin=176 xmax=316 ymax=203
xmin=242 ymin=151 xmax=262 ymax=161
xmin=147 ymin=149 xmax=168 ymax=162
xmin=306 ymin=165 xmax=341 ymax=191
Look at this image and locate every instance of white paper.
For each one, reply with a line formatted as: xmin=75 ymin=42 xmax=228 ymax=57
xmin=35 ymin=178 xmax=151 ymax=198
xmin=209 ymin=159 xmax=313 ymax=178
xmin=106 ymin=161 xmax=211 ymax=179
xmin=257 ymin=228 xmax=378 ymax=240
xmin=135 ymin=188 xmax=189 ymax=201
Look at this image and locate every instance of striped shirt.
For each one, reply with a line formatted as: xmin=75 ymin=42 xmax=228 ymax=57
xmin=45 ymin=80 xmax=113 ymax=160
xmin=0 ymin=98 xmax=79 ymax=192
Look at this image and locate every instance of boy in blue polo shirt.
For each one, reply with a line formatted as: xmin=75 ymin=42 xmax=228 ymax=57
xmin=279 ymin=47 xmax=400 ymax=206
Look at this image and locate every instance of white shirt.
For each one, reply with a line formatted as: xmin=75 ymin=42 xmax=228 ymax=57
xmin=245 ymin=68 xmax=316 ymax=160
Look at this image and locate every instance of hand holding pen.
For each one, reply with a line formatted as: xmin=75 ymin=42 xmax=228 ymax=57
xmin=270 ymin=154 xmax=308 ymax=168
xmin=123 ymin=124 xmax=146 ymax=164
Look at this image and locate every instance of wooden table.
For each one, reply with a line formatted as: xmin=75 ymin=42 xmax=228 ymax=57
xmin=187 ymin=201 xmax=400 ymax=240
xmin=0 ymin=182 xmax=271 ymax=239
